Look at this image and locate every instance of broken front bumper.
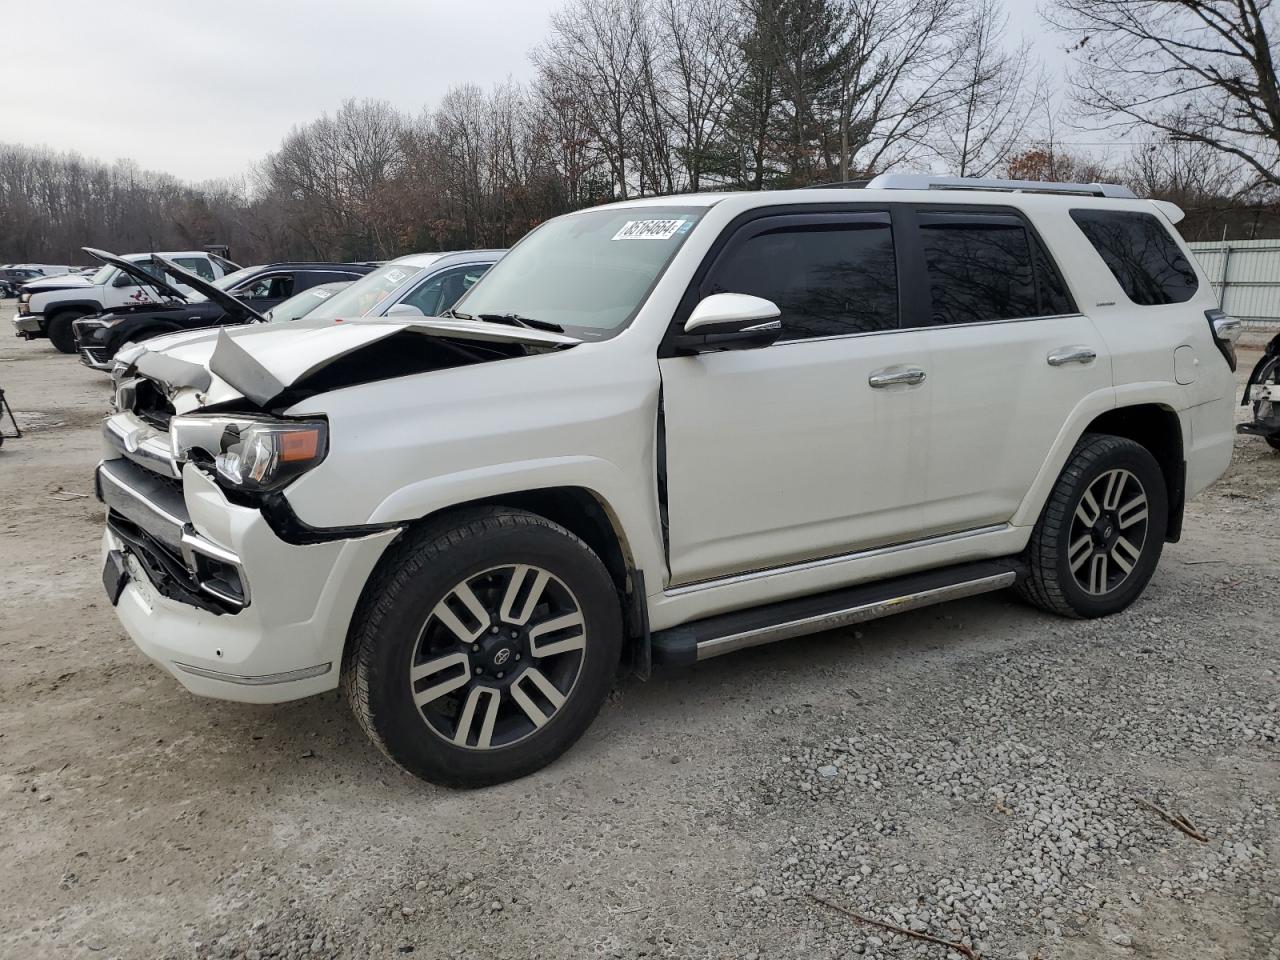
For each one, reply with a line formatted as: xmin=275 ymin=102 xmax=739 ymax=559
xmin=12 ymin=312 xmax=42 ymax=337
xmin=95 ymin=455 xmax=398 ymax=704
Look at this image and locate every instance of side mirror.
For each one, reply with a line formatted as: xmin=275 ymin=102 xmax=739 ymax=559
xmin=385 ymin=303 xmax=425 ymax=318
xmin=673 ymin=293 xmax=782 ymax=353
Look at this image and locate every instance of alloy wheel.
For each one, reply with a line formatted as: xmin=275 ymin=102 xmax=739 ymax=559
xmin=1067 ymin=468 xmax=1149 ymax=596
xmin=408 ymin=564 xmax=587 ymax=750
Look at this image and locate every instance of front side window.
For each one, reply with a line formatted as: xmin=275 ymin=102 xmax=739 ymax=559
xmin=399 ymin=264 xmax=491 ymax=316
xmin=237 ymin=274 xmax=294 ymax=300
xmin=453 ymin=206 xmax=707 ymax=339
xmin=707 ymin=216 xmax=898 ymax=340
xmin=1070 ymin=209 xmax=1198 ymax=305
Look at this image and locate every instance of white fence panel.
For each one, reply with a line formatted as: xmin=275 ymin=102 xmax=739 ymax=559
xmin=1188 ymin=239 xmax=1280 ymax=329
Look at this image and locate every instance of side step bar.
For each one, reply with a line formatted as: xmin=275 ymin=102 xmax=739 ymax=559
xmin=651 ymin=560 xmax=1019 ymax=665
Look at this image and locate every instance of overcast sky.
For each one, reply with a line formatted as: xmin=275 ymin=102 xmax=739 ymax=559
xmin=5 ymin=0 xmax=1075 ymax=183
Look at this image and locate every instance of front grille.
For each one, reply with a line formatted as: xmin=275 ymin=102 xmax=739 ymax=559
xmin=80 ymin=346 xmax=111 ymax=368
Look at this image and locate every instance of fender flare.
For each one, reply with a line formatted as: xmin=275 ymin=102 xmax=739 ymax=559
xmin=41 ymin=299 xmax=105 ymax=320
xmin=356 ymin=455 xmax=667 ymax=589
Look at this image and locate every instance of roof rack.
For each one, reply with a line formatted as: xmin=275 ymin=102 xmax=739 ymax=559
xmin=865 ymin=174 xmax=1136 ymax=199
xmin=802 ymin=179 xmax=870 ymax=189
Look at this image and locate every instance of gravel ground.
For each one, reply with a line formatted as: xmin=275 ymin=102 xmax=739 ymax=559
xmin=0 ymin=312 xmax=1276 ymax=960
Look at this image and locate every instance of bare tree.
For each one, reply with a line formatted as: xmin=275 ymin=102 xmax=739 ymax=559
xmin=1048 ymin=0 xmax=1280 ymax=194
xmin=934 ymin=0 xmax=1045 ymax=176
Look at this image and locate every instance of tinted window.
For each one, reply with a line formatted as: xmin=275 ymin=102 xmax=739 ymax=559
xmin=920 ymin=214 xmax=1045 ymax=324
xmin=237 ymin=274 xmax=294 ymax=300
xmin=708 ymin=219 xmax=898 ymax=340
xmin=1070 ymin=209 xmax=1197 ymax=305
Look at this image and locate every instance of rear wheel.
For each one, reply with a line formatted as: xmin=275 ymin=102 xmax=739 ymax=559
xmin=1018 ymin=434 xmax=1168 ymax=618
xmin=344 ymin=507 xmax=623 ymax=788
xmin=46 ymin=310 xmax=86 ymax=354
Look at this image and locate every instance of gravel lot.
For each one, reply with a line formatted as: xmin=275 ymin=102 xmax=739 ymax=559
xmin=1 ymin=309 xmax=1277 ymax=960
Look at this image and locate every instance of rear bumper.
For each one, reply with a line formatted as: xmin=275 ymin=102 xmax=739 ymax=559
xmin=12 ymin=312 xmax=43 ymax=337
xmin=97 ymin=457 xmax=398 ymax=704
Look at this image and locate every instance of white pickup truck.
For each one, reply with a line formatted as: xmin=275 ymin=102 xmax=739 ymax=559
xmin=13 ymin=249 xmax=239 ymax=352
xmin=95 ymin=176 xmax=1238 ymax=788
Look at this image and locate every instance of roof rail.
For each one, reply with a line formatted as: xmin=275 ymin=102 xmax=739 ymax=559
xmin=801 ymin=179 xmax=871 ymax=190
xmin=865 ymin=173 xmax=1137 ymax=199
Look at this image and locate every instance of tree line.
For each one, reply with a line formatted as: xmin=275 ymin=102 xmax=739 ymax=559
xmin=1 ymin=0 xmax=1276 ymax=266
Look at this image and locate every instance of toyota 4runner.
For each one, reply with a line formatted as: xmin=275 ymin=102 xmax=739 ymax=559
xmin=95 ymin=175 xmax=1239 ymax=787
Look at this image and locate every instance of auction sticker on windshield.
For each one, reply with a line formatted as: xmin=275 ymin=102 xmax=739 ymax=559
xmin=612 ymin=219 xmax=690 ymax=241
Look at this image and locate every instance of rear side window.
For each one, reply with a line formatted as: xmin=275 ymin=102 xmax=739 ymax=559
xmin=1070 ymin=210 xmax=1197 ymax=305
xmin=708 ymin=217 xmax=898 ymax=340
xmin=174 ymin=257 xmax=215 ymax=281
xmin=918 ymin=212 xmax=1074 ymax=325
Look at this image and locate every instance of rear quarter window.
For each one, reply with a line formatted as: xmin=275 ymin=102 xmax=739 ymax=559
xmin=1070 ymin=209 xmax=1198 ymax=306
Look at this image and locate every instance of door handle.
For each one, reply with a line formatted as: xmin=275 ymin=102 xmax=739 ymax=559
xmin=868 ymin=365 xmax=926 ymax=388
xmin=1047 ymin=346 xmax=1097 ymax=366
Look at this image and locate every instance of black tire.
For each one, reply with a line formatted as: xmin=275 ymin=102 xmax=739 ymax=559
xmin=1018 ymin=433 xmax=1168 ymax=619
xmin=1267 ymin=436 xmax=1280 ymax=453
xmin=46 ymin=311 xmax=85 ymax=354
xmin=343 ymin=506 xmax=623 ymax=788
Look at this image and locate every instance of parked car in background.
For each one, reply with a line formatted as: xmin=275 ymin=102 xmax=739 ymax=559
xmin=291 ymin=250 xmax=503 ymax=324
xmin=213 ymin=261 xmax=375 ymax=314
xmin=13 ymin=249 xmax=240 ymax=352
xmin=95 ymin=176 xmax=1238 ymax=787
xmin=72 ymin=255 xmax=374 ymax=370
xmin=0 ymin=267 xmax=45 ymax=298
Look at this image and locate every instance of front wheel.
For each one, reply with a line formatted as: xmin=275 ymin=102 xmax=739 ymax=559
xmin=1018 ymin=434 xmax=1168 ymax=619
xmin=46 ymin=311 xmax=85 ymax=354
xmin=344 ymin=507 xmax=623 ymax=788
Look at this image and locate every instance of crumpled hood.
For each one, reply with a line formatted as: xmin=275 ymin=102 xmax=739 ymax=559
xmin=115 ymin=317 xmax=581 ymax=412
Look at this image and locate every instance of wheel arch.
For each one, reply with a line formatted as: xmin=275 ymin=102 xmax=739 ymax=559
xmin=345 ymin=485 xmax=651 ymax=677
xmin=1082 ymin=403 xmax=1186 ymax=542
xmin=44 ymin=299 xmax=104 ymax=318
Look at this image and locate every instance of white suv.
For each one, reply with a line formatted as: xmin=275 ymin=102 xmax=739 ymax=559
xmin=95 ymin=176 xmax=1239 ymax=787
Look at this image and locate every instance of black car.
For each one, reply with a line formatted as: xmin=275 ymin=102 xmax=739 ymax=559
xmin=72 ymin=253 xmax=374 ymax=370
xmin=213 ymin=261 xmax=375 ymax=313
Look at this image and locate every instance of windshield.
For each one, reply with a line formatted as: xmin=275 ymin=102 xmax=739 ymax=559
xmin=452 ymin=206 xmax=706 ymax=338
xmin=90 ymin=264 xmax=115 ymax=285
xmin=305 ymin=260 xmax=429 ymax=321
xmin=267 ymin=283 xmax=350 ymax=323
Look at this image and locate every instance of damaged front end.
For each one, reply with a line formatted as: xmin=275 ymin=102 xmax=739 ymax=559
xmin=99 ymin=317 xmax=581 ymax=617
xmin=1237 ymin=331 xmax=1280 ymax=450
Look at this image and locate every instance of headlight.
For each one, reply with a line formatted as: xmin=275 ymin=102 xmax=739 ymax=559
xmin=18 ymin=292 xmax=30 ymax=304
xmin=170 ymin=414 xmax=328 ymax=493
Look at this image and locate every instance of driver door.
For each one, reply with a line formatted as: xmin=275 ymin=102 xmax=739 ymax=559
xmin=658 ymin=211 xmax=935 ymax=586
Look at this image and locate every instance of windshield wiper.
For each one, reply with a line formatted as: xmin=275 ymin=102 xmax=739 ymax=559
xmin=474 ymin=312 xmax=565 ymax=333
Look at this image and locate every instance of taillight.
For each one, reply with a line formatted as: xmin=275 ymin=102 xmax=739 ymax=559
xmin=1206 ymin=308 xmax=1241 ymax=371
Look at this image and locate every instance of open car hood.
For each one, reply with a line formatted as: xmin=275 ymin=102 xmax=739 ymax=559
xmin=116 ymin=317 xmax=581 ymax=410
xmin=82 ymin=247 xmax=189 ymax=302
xmin=152 ymin=254 xmax=267 ymax=324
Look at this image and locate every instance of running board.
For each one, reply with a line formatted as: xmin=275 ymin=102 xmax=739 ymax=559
xmin=650 ymin=560 xmax=1018 ymax=665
